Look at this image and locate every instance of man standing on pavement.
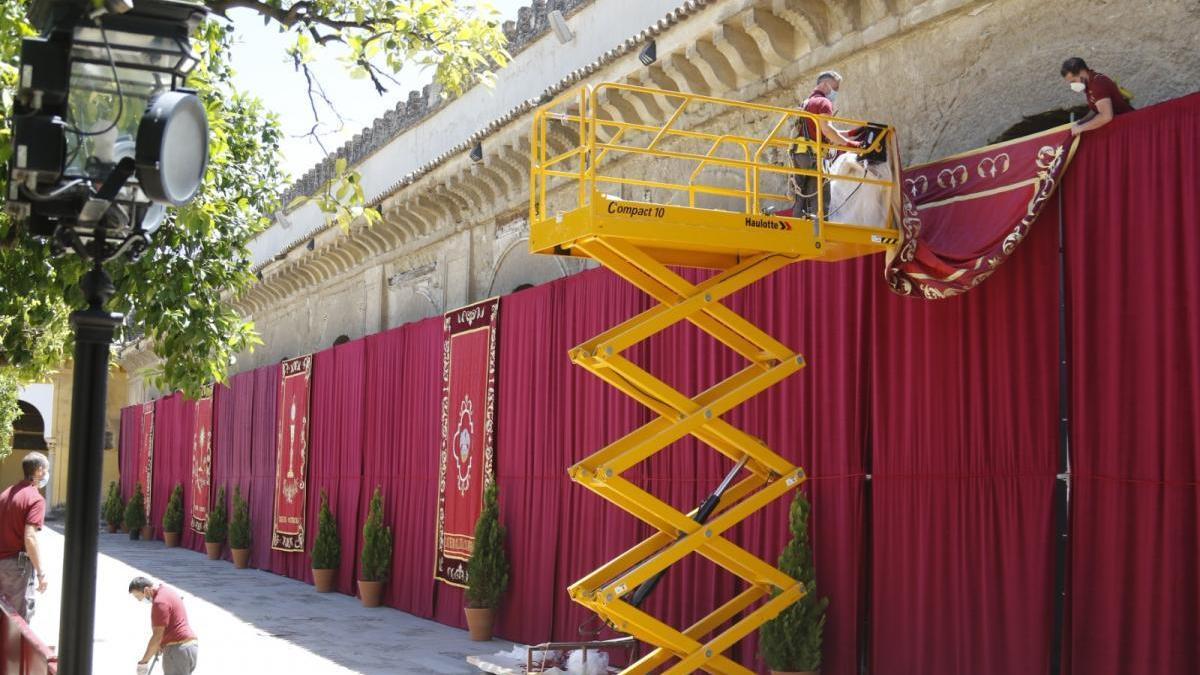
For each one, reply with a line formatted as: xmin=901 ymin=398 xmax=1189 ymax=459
xmin=0 ymin=452 xmax=50 ymax=620
xmin=129 ymin=576 xmax=199 ymax=675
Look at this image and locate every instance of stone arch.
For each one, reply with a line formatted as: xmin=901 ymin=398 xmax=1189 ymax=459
xmin=488 ymin=237 xmax=569 ymax=297
xmin=991 ymin=105 xmax=1090 ymax=143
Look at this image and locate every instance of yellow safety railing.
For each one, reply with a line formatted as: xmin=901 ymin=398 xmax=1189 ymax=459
xmin=531 ymin=82 xmax=897 ymax=232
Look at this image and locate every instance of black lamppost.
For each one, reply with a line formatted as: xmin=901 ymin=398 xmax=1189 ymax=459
xmin=7 ymin=2 xmax=209 ymax=673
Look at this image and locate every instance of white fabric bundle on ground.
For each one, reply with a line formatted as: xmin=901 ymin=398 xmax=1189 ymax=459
xmin=566 ymin=649 xmax=609 ymax=675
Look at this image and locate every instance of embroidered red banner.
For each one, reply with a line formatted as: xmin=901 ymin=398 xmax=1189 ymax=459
xmin=189 ymin=390 xmax=214 ymax=534
xmin=138 ymin=402 xmax=154 ymax=518
xmin=435 ymin=298 xmax=500 ymax=587
xmin=272 ymin=355 xmax=312 ymax=552
xmin=886 ymin=127 xmax=1080 ymax=298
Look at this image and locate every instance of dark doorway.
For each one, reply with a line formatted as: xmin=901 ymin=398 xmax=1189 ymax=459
xmin=13 ymin=401 xmax=47 ymax=451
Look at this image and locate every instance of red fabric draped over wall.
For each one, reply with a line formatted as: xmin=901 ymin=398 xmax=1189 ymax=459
xmin=111 ymin=93 xmax=1199 ymax=675
xmin=303 ymin=340 xmax=367 ymax=593
xmin=359 ymin=318 xmax=447 ymax=620
xmin=118 ymin=405 xmax=141 ymax=503
xmin=491 ymin=262 xmax=873 ymax=674
xmin=1062 ymin=93 xmax=1200 ymax=675
xmin=249 ymin=367 xmax=277 ymax=569
xmin=496 ymin=274 xmax=649 ymax=648
xmin=212 ymin=371 xmax=255 ymax=562
xmin=870 ymin=205 xmax=1060 ymax=674
xmin=147 ymin=394 xmax=196 ymax=544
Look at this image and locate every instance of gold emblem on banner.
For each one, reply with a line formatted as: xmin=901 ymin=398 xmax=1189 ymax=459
xmin=936 ymin=164 xmax=969 ymax=189
xmin=903 ymin=175 xmax=928 ymax=198
xmin=977 ymin=152 xmax=1010 ymax=178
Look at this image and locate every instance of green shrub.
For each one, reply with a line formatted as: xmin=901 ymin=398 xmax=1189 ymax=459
xmin=124 ymin=484 xmax=146 ymax=532
xmin=162 ymin=484 xmax=184 ymax=533
xmin=359 ymin=487 xmax=392 ymax=582
xmin=103 ymin=482 xmax=124 ymax=530
xmin=759 ymin=489 xmax=828 ymax=672
xmin=205 ymin=487 xmax=228 ymax=544
xmin=229 ymin=487 xmax=251 ymax=549
xmin=465 ymin=482 xmax=509 ymax=609
xmin=311 ymin=490 xmax=341 ymax=570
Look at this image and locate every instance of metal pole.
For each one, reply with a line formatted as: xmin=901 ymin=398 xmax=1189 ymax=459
xmin=57 ymin=262 xmax=121 ymax=675
xmin=1049 ymin=112 xmax=1075 ymax=675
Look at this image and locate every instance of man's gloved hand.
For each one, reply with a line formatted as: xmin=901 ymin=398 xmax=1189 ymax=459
xmin=136 ymin=661 xmax=150 ymax=675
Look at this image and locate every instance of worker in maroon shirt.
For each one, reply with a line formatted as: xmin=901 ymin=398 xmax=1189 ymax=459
xmin=0 ymin=452 xmax=50 ymax=620
xmin=129 ymin=577 xmax=199 ymax=675
xmin=789 ymin=71 xmax=861 ymax=217
xmin=1061 ymin=57 xmax=1134 ymax=136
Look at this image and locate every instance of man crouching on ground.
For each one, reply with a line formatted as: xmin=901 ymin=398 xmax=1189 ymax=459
xmin=129 ymin=576 xmax=198 ymax=674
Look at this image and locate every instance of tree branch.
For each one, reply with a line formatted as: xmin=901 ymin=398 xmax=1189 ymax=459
xmin=206 ymin=0 xmax=379 ymax=33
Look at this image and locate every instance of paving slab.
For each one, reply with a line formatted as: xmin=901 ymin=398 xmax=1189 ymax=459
xmin=30 ymin=522 xmax=510 ymax=674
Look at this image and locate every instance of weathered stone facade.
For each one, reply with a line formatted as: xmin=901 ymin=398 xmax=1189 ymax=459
xmin=120 ymin=0 xmax=1200 ymax=398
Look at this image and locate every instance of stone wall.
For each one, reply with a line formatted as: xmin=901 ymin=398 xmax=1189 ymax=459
xmin=122 ymin=0 xmax=1200 ymax=393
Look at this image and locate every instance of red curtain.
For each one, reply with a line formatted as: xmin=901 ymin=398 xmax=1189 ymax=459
xmin=303 ymin=340 xmax=367 ymax=593
xmin=118 ymin=405 xmax=141 ymax=503
xmin=1062 ymin=93 xmax=1200 ymax=675
xmin=249 ymin=366 xmax=276 ymax=568
xmin=211 ymin=370 xmax=255 ymax=561
xmin=870 ymin=202 xmax=1060 ymax=674
xmin=359 ymin=318 xmax=447 ymax=621
xmin=496 ymin=273 xmax=649 ymax=648
xmin=147 ymin=394 xmax=196 ymax=543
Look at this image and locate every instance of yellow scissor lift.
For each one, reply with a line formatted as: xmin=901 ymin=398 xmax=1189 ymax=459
xmin=529 ymin=83 xmax=900 ymax=674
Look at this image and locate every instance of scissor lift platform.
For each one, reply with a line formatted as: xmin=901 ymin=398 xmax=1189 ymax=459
xmin=529 ymin=83 xmax=900 ymax=674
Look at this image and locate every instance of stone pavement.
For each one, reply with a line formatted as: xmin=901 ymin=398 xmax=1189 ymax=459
xmin=31 ymin=522 xmax=511 ymax=674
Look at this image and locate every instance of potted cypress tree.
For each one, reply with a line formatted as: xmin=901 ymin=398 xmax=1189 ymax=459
xmin=358 ymin=487 xmax=392 ymax=607
xmin=464 ymin=482 xmax=510 ymax=641
xmin=124 ymin=484 xmax=147 ymax=540
xmin=103 ymin=481 xmax=124 ymax=533
xmin=162 ymin=484 xmax=184 ymax=548
xmin=205 ymin=487 xmax=228 ymax=560
xmin=229 ymin=487 xmax=252 ymax=569
xmin=311 ymin=490 xmax=341 ymax=593
xmin=759 ymin=489 xmax=828 ymax=675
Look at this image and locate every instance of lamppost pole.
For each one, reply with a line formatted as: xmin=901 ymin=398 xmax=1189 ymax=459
xmin=57 ymin=255 xmax=121 ymax=675
xmin=10 ymin=2 xmax=209 ymax=666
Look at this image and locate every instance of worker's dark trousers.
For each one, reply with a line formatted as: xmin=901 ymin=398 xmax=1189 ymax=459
xmin=791 ymin=151 xmax=828 ymax=218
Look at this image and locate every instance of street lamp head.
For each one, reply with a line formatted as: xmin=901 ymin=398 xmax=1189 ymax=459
xmin=9 ymin=0 xmax=210 ymax=262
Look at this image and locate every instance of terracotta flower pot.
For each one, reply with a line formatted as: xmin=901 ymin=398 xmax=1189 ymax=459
xmin=358 ymin=580 xmax=384 ymax=607
xmin=163 ymin=531 xmax=181 ymax=548
xmin=231 ymin=548 xmax=250 ymax=569
xmin=106 ymin=523 xmax=118 ymax=534
xmin=205 ymin=542 xmax=222 ymax=560
xmin=312 ymin=568 xmax=336 ymax=593
xmin=128 ymin=528 xmax=141 ymax=541
xmin=464 ymin=607 xmax=495 ymax=641
xmin=140 ymin=526 xmax=153 ymax=541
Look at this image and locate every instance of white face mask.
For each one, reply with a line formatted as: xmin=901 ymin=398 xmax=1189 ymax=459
xmin=827 ymin=89 xmax=839 ymax=103
xmin=1069 ymin=81 xmax=1086 ymax=93
xmin=37 ymin=472 xmax=49 ymax=489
